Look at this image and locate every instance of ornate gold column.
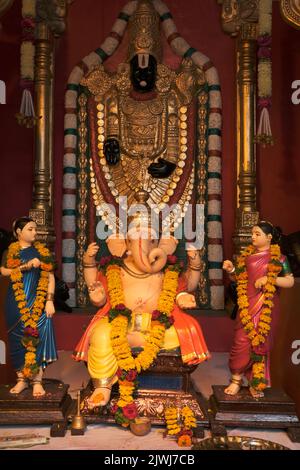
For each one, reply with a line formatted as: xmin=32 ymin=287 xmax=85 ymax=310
xmin=30 ymin=21 xmax=54 ymax=244
xmin=233 ymin=23 xmax=259 ymax=254
xmin=29 ymin=0 xmax=68 ymax=247
xmin=219 ymin=0 xmax=259 ymax=255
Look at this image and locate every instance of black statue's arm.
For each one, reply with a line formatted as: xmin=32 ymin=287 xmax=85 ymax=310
xmin=104 ymin=137 xmax=120 ymax=166
xmin=147 ymin=158 xmax=176 ymax=179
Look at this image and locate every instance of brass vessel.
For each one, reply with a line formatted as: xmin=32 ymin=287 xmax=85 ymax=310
xmin=130 ymin=417 xmax=151 ymax=436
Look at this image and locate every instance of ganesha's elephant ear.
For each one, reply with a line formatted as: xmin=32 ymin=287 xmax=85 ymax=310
xmin=106 ymin=234 xmax=127 ymax=257
xmin=158 ymin=235 xmax=178 ymax=256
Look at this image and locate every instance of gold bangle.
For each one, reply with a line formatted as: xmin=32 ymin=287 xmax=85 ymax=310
xmin=20 ymin=263 xmax=29 ymax=272
xmin=46 ymin=293 xmax=54 ymax=301
xmin=188 ymin=265 xmax=201 ymax=271
xmin=83 ymin=264 xmax=97 ymax=268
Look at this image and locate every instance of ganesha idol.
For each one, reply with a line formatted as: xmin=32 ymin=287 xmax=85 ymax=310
xmin=73 ymin=196 xmax=210 ymax=414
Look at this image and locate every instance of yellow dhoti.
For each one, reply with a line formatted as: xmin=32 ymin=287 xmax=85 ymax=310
xmin=88 ymin=314 xmax=180 ymax=381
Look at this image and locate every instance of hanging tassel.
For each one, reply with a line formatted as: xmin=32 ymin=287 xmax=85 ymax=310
xmin=16 ymin=88 xmax=39 ymax=128
xmin=255 ymin=101 xmax=274 ymax=147
xmin=256 ymin=0 xmax=273 ymax=147
xmin=16 ymin=0 xmax=38 ymax=128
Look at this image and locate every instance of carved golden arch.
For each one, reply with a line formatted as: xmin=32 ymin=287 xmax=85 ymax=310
xmin=28 ymin=1 xmax=299 ymax=261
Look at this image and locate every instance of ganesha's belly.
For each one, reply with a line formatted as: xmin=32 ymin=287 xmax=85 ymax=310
xmin=122 ymin=273 xmax=162 ymax=313
xmin=124 ymin=286 xmax=160 ymax=313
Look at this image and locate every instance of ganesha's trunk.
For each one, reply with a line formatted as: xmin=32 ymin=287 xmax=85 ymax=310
xmin=131 ymin=239 xmax=167 ymax=274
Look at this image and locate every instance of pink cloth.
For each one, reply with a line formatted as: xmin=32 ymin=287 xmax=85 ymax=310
xmin=229 ymin=250 xmax=285 ymax=385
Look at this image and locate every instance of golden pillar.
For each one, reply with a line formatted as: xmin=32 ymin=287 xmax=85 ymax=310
xmin=29 ymin=0 xmax=68 ymax=247
xmin=30 ymin=21 xmax=55 ymax=246
xmin=233 ymin=23 xmax=259 ymax=255
xmin=219 ymin=0 xmax=259 ymax=255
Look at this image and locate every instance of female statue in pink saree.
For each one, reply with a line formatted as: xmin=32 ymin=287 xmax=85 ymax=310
xmin=223 ymin=221 xmax=294 ymax=398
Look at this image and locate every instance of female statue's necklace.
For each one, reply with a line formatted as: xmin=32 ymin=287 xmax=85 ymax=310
xmin=121 ymin=261 xmax=152 ymax=279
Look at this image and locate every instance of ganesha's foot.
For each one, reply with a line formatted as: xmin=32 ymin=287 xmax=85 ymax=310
xmin=249 ymin=386 xmax=264 ymax=399
xmin=224 ymin=375 xmax=243 ymax=395
xmin=87 ymin=375 xmax=118 ymax=409
xmin=87 ymin=386 xmax=112 ymax=409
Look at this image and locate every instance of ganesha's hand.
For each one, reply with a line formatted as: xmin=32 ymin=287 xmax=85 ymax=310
xmin=88 ymin=281 xmax=106 ymax=306
xmin=45 ymin=300 xmax=55 ymax=317
xmin=255 ymin=276 xmax=268 ymax=290
xmin=176 ymin=292 xmax=197 ymax=309
xmin=84 ymin=242 xmax=99 ymax=262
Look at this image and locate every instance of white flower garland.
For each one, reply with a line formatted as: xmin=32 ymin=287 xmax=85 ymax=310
xmin=256 ymin=0 xmax=273 ymax=146
xmin=16 ymin=0 xmax=37 ymax=127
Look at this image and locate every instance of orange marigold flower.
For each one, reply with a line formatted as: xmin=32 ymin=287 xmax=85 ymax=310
xmin=178 ymin=435 xmax=192 ymax=447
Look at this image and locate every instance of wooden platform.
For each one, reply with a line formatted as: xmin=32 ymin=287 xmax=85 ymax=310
xmin=209 ymin=385 xmax=300 ymax=443
xmin=68 ymin=380 xmax=209 ymax=438
xmin=0 ymin=379 xmax=73 ymax=436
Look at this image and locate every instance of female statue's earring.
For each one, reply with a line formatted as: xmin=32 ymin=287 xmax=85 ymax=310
xmin=126 ymin=250 xmax=132 ymax=256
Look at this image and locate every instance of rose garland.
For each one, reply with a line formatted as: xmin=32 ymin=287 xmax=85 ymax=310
xmin=100 ymin=255 xmax=183 ymax=428
xmin=255 ymin=0 xmax=274 ymax=146
xmin=235 ymin=244 xmax=282 ymax=390
xmin=165 ymin=405 xmax=197 ymax=447
xmin=7 ymin=241 xmax=54 ymax=378
xmin=16 ymin=0 xmax=39 ymax=128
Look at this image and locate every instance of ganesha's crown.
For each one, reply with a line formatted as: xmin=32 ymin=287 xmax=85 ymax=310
xmin=127 ymin=190 xmax=158 ymax=238
xmin=127 ymin=0 xmax=162 ymax=63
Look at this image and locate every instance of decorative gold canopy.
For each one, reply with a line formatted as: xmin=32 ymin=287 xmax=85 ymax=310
xmin=127 ymin=0 xmax=162 ymax=62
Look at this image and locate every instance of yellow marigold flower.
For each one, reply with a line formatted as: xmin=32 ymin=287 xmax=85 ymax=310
xmin=251 ymin=336 xmax=260 ymax=347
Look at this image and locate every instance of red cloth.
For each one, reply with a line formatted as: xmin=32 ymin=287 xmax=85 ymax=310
xmin=73 ymin=271 xmax=210 ymax=365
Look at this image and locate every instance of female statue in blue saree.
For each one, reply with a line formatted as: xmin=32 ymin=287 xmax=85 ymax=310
xmin=0 ymin=217 xmax=57 ymax=397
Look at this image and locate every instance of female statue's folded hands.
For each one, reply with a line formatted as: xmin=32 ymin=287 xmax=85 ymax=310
xmin=254 ymin=276 xmax=268 ymax=290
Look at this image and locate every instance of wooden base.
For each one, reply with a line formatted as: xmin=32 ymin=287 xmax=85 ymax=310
xmin=209 ymin=385 xmax=300 ymax=443
xmin=68 ymin=379 xmax=209 ymax=435
xmin=0 ymin=379 xmax=72 ymax=437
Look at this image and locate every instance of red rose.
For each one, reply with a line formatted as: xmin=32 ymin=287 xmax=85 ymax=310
xmin=126 ymin=369 xmax=137 ymax=381
xmin=122 ymin=403 xmax=138 ymax=420
xmin=115 ymin=303 xmax=126 ymax=311
xmin=99 ymin=256 xmax=111 ymax=267
xmin=111 ymin=404 xmax=118 ymax=415
xmin=152 ymin=310 xmax=161 ymax=320
xmin=168 ymin=315 xmax=175 ymax=326
xmin=167 ymin=255 xmax=177 ymax=265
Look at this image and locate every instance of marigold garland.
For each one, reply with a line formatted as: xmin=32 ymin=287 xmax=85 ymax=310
xmin=165 ymin=405 xmax=197 ymax=447
xmin=235 ymin=244 xmax=282 ymax=391
xmin=7 ymin=241 xmax=54 ymax=378
xmin=103 ymin=256 xmax=182 ymax=428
